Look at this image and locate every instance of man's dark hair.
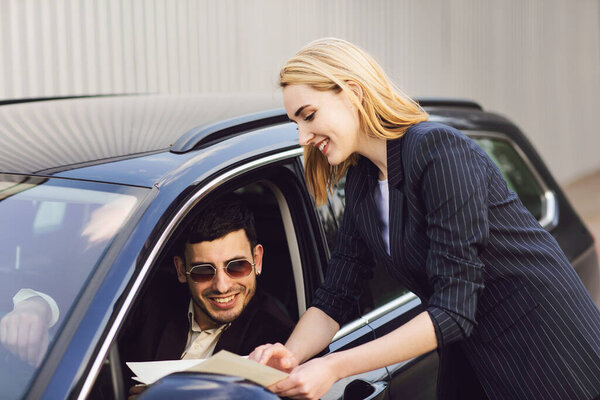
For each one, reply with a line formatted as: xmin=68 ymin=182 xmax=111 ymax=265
xmin=185 ymin=195 xmax=257 ymax=248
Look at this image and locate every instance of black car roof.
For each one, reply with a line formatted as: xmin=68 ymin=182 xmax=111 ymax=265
xmin=0 ymin=94 xmax=282 ymax=175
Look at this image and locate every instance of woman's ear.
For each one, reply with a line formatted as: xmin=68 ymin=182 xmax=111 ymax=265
xmin=346 ymin=80 xmax=364 ymax=104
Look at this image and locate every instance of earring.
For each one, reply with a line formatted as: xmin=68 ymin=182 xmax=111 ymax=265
xmin=256 ymin=270 xmax=261 ymax=276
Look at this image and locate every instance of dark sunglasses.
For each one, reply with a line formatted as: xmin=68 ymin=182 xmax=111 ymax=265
xmin=185 ymin=258 xmax=255 ymax=283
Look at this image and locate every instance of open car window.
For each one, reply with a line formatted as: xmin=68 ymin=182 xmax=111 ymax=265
xmin=89 ymin=173 xmax=303 ymax=399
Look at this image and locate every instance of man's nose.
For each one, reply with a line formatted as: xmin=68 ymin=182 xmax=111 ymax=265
xmin=298 ymin=125 xmax=314 ymax=146
xmin=212 ymin=268 xmax=233 ymax=293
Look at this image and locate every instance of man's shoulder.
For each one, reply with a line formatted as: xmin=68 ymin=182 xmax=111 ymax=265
xmin=215 ymin=290 xmax=294 ymax=355
xmin=245 ymin=290 xmax=295 ymax=331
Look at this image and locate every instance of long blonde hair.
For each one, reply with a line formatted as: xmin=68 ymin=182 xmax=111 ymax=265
xmin=280 ymin=37 xmax=428 ymax=205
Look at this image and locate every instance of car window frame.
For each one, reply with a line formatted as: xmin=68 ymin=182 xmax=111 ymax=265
xmin=468 ymin=130 xmax=559 ymax=231
xmin=78 ymin=148 xmax=308 ymax=399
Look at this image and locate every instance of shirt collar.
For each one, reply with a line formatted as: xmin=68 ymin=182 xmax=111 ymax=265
xmin=187 ymin=300 xmax=230 ymax=334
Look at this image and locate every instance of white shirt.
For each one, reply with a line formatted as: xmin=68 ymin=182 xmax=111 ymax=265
xmin=181 ymin=301 xmax=230 ymax=360
xmin=374 ymin=178 xmax=391 ymax=255
xmin=13 ymin=288 xmax=60 ymax=327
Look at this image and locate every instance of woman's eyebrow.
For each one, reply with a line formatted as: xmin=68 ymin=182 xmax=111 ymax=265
xmin=294 ymin=105 xmax=310 ymax=117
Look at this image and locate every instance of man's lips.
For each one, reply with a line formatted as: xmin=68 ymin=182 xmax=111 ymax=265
xmin=208 ymin=293 xmax=239 ymax=309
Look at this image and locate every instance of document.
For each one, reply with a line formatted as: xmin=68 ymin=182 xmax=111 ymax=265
xmin=127 ymin=350 xmax=288 ymax=387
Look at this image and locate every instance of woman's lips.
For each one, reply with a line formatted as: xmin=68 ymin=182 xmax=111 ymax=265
xmin=317 ymin=139 xmax=329 ymax=154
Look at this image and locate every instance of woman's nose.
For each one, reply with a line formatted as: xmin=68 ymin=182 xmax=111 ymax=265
xmin=298 ymin=126 xmax=315 ymax=146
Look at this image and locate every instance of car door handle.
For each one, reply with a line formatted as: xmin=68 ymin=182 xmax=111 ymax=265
xmin=342 ymin=378 xmax=387 ymax=400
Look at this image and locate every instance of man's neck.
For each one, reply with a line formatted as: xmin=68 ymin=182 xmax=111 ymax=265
xmin=190 ymin=302 xmax=222 ymax=331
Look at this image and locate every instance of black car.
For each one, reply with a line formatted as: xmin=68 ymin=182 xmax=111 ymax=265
xmin=0 ymin=94 xmax=597 ymax=400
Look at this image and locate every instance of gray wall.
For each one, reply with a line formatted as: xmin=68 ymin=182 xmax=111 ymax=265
xmin=1 ymin=0 xmax=599 ymax=184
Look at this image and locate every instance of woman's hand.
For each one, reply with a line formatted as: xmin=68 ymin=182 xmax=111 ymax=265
xmin=268 ymin=356 xmax=339 ymax=400
xmin=249 ymin=342 xmax=298 ymax=373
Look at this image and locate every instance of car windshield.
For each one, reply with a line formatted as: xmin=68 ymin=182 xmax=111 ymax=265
xmin=0 ymin=174 xmax=148 ymax=399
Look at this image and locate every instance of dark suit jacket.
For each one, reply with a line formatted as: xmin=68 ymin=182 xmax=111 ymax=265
xmin=313 ymin=121 xmax=600 ymax=400
xmin=120 ymin=287 xmax=294 ymax=366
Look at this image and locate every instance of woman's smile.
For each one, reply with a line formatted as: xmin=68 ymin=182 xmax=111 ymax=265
xmin=317 ymin=138 xmax=329 ymax=153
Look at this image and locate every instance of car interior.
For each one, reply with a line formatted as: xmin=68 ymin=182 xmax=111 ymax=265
xmin=89 ymin=179 xmax=304 ymax=399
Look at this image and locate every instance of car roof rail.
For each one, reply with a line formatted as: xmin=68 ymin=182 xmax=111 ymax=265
xmin=170 ymin=98 xmax=483 ymax=154
xmin=0 ymin=93 xmax=142 ymax=106
xmin=170 ymin=108 xmax=289 ymax=153
xmin=416 ymin=98 xmax=483 ymax=110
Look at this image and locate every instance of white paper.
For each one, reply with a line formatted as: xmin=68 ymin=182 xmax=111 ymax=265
xmin=127 ymin=359 xmax=204 ymax=385
xmin=186 ymin=350 xmax=289 ymax=387
xmin=126 ymin=351 xmax=288 ymax=387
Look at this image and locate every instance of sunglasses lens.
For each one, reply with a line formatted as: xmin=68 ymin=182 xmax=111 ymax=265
xmin=189 ymin=265 xmax=215 ymax=282
xmin=226 ymin=260 xmax=253 ymax=277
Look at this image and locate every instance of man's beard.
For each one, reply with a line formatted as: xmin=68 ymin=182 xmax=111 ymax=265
xmin=192 ymin=285 xmax=255 ymax=325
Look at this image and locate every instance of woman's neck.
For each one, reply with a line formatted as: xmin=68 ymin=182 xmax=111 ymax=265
xmin=357 ymin=135 xmax=388 ymax=180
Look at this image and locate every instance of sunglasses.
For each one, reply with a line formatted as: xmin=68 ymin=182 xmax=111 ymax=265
xmin=185 ymin=258 xmax=255 ymax=283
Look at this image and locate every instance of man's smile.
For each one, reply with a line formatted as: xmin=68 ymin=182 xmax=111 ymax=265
xmin=208 ymin=293 xmax=240 ymax=308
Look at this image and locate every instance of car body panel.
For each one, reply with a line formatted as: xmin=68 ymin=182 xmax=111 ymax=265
xmin=139 ymin=373 xmax=280 ymax=400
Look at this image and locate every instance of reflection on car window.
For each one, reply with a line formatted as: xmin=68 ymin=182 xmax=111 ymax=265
xmin=0 ymin=174 xmax=147 ymax=400
xmin=474 ymin=137 xmax=544 ymax=220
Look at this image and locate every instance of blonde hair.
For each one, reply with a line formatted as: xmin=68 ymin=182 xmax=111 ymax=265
xmin=280 ymin=37 xmax=428 ymax=205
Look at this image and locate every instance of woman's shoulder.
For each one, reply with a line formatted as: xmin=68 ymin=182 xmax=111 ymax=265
xmin=406 ymin=120 xmax=463 ymax=139
xmin=402 ymin=120 xmax=475 ymax=152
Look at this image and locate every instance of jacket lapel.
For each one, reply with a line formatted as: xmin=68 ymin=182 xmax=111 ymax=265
xmin=155 ymin=301 xmax=189 ymax=360
xmin=387 ymin=138 xmax=405 ymax=263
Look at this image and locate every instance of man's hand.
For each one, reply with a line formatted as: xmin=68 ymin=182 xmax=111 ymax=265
xmin=0 ymin=296 xmax=51 ymax=367
xmin=128 ymin=384 xmax=147 ymax=400
xmin=249 ymin=342 xmax=299 ymax=373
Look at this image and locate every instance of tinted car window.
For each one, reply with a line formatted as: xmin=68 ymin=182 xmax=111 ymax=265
xmin=0 ymin=174 xmax=147 ymax=400
xmin=473 ymin=136 xmax=545 ymax=220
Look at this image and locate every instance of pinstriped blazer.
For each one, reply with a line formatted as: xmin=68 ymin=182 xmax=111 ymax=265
xmin=312 ymin=121 xmax=600 ymax=400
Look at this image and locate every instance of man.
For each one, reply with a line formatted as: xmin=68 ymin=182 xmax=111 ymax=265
xmin=120 ymin=194 xmax=294 ymax=365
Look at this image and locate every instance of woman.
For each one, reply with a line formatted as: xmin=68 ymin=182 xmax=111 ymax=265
xmin=249 ymin=38 xmax=600 ymax=400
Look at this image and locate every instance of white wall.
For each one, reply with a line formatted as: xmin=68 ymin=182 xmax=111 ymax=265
xmin=1 ymin=0 xmax=599 ymax=183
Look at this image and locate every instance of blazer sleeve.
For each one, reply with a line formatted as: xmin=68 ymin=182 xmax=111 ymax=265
xmin=311 ymin=167 xmax=375 ymax=326
xmin=411 ymin=125 xmax=489 ymax=349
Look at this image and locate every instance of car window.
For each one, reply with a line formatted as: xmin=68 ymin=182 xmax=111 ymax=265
xmin=473 ymin=136 xmax=545 ymax=220
xmin=0 ymin=174 xmax=147 ymax=400
xmin=87 ymin=175 xmax=303 ymax=399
